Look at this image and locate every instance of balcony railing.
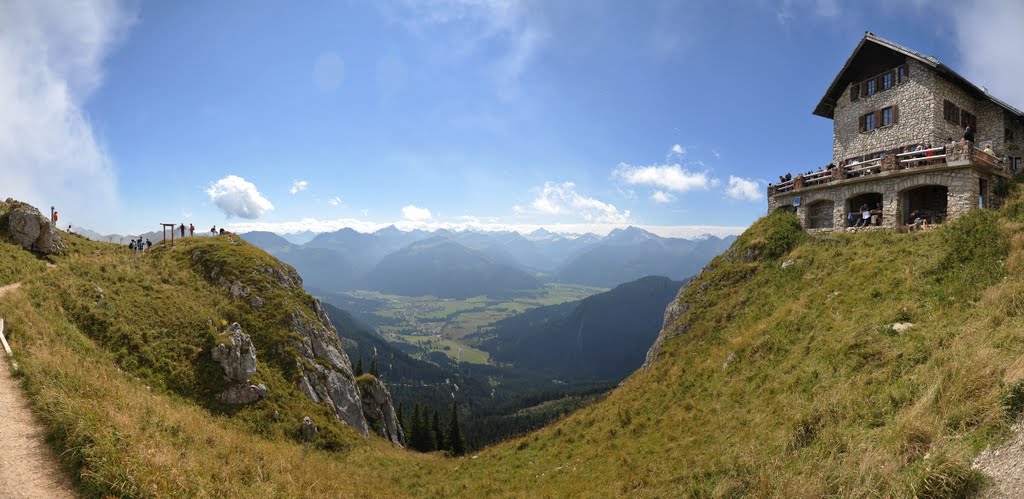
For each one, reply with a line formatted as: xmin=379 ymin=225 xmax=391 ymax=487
xmin=769 ymin=141 xmax=1007 ymax=196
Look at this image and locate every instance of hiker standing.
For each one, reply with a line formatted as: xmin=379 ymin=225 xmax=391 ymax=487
xmin=179 ymin=223 xmax=186 ymax=237
xmin=146 ymin=239 xmax=152 ymax=250
xmin=129 ymin=240 xmax=136 ymax=253
xmin=189 ymin=223 xmax=195 ymax=236
xmin=210 ymin=225 xmax=216 ymax=235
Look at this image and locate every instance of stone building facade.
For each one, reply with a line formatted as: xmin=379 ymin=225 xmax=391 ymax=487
xmin=771 ymin=33 xmax=1021 ymax=231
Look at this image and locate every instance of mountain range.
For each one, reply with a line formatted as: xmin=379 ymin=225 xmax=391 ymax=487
xmin=241 ymin=225 xmax=734 ymax=295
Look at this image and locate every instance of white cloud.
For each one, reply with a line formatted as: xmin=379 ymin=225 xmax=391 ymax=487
xmin=517 ymin=181 xmax=631 ymax=224
xmin=205 ymin=175 xmax=275 ymax=219
xmin=669 ymin=144 xmax=687 ymax=160
xmin=312 ymin=52 xmax=345 ymax=92
xmin=327 ymin=196 xmax=343 ymax=207
xmin=947 ymin=0 xmax=1024 ymax=109
xmin=402 ymin=204 xmax=433 ymax=221
xmin=0 ymin=1 xmax=133 ymax=228
xmin=614 ymin=163 xmax=713 ymax=193
xmin=725 ymin=176 xmax=764 ymax=201
xmin=651 ymin=191 xmax=675 ymax=203
xmin=289 ymin=179 xmax=309 ymax=194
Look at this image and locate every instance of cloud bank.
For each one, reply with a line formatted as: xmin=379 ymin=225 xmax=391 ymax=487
xmin=517 ymin=181 xmax=631 ymax=224
xmin=0 ymin=0 xmax=133 ymax=228
xmin=402 ymin=204 xmax=433 ymax=221
xmin=725 ymin=176 xmax=764 ymax=201
xmin=206 ymin=175 xmax=275 ymax=219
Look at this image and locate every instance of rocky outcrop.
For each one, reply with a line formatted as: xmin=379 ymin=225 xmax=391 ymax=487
xmin=357 ymin=375 xmax=404 ymax=446
xmin=1 ymin=199 xmax=63 ymax=255
xmin=640 ymin=282 xmax=694 ymax=372
xmin=211 ymin=323 xmax=267 ymax=404
xmin=291 ymin=300 xmax=371 ymax=437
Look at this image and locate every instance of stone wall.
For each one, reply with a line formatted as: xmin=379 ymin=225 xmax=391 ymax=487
xmin=768 ymin=165 xmax=990 ymax=230
xmin=832 ymin=59 xmax=936 ymax=163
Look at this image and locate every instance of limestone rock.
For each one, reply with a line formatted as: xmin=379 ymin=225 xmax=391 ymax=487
xmin=211 ymin=323 xmax=265 ymax=405
xmin=357 ymin=375 xmax=405 ymax=446
xmin=212 ymin=323 xmax=258 ymax=383
xmin=1 ymin=200 xmax=63 ymax=255
xmin=641 ymin=281 xmax=694 ymax=372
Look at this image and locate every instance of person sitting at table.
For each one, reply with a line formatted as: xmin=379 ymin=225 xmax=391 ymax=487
xmin=870 ymin=202 xmax=883 ymax=226
xmin=855 ymin=203 xmax=871 ymax=227
xmin=907 ymin=209 xmax=929 ymax=232
xmin=924 ymin=144 xmax=935 ymax=165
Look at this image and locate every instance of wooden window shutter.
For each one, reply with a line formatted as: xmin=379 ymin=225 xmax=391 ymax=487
xmin=888 ymin=70 xmax=896 ymax=87
xmin=862 ymin=80 xmax=869 ymax=96
xmin=850 ymin=84 xmax=859 ymax=102
xmin=892 ymin=105 xmax=899 ymax=124
xmin=875 ymin=75 xmax=884 ymax=91
xmin=874 ymin=110 xmax=883 ymax=128
xmin=859 ymin=114 xmax=866 ymax=132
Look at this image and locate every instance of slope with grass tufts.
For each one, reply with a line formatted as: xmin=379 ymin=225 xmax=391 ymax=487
xmin=8 ymin=194 xmax=1024 ymax=495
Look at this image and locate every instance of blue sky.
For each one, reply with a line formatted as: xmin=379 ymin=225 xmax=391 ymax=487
xmin=3 ymin=0 xmax=1023 ymax=237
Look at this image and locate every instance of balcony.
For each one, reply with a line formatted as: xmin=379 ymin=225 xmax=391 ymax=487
xmin=768 ymin=141 xmax=1009 ymax=197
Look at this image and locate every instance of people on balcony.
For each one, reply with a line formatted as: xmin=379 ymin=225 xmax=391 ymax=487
xmin=983 ymin=143 xmax=995 ymax=156
xmin=964 ymin=123 xmax=975 ymax=143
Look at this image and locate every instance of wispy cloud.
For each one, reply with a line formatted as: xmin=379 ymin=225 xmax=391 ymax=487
xmin=515 ymin=181 xmax=631 ymax=224
xmin=0 ymin=0 xmax=134 ymax=228
xmin=206 ymin=175 xmax=274 ymax=219
xmin=725 ymin=176 xmax=764 ymax=201
xmin=289 ymin=179 xmax=309 ymax=194
xmin=327 ymin=196 xmax=343 ymax=207
xmin=650 ymin=191 xmax=675 ymax=203
xmin=402 ymin=204 xmax=433 ymax=221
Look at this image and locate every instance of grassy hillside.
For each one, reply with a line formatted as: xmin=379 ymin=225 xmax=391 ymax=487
xmin=6 ymin=195 xmax=1024 ymax=496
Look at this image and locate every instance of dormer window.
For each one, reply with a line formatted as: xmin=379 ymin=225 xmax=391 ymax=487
xmin=882 ymin=72 xmax=893 ymax=90
xmin=897 ymin=64 xmax=908 ymax=83
xmin=866 ymin=80 xmax=876 ymax=96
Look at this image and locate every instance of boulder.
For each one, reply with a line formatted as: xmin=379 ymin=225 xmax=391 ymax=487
xmin=1 ymin=200 xmax=63 ymax=255
xmin=211 ymin=323 xmax=265 ymax=405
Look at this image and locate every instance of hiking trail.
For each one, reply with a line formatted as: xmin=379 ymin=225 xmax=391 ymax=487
xmin=0 ymin=281 xmax=77 ymax=498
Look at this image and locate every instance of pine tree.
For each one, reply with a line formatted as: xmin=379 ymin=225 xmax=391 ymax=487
xmin=446 ymin=399 xmax=465 ymax=455
xmin=369 ymin=356 xmax=379 ymax=377
xmin=409 ymin=404 xmax=424 ymax=451
xmin=422 ymin=407 xmax=437 ymax=451
xmin=431 ymin=410 xmax=444 ymax=453
xmin=354 ymin=355 xmax=363 ymax=376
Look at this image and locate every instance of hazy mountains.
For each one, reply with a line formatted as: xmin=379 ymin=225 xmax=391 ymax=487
xmin=242 ymin=225 xmax=734 ymax=296
xmin=471 ymin=275 xmax=684 ymax=381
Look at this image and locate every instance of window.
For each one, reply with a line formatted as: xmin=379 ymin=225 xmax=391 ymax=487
xmin=866 ymin=79 xmax=876 ymax=96
xmin=864 ymin=112 xmax=875 ymax=131
xmin=961 ymin=110 xmax=977 ymax=129
xmin=897 ymin=64 xmax=909 ymax=84
xmin=1014 ymin=157 xmax=1023 ymax=173
xmin=1008 ymin=128 xmax=1016 ymax=142
xmin=943 ymin=100 xmax=961 ymax=125
xmin=882 ymin=72 xmax=893 ymax=90
xmin=882 ymin=107 xmax=893 ymax=126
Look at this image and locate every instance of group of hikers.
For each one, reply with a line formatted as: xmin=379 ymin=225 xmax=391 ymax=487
xmin=125 ymin=223 xmax=230 ymax=253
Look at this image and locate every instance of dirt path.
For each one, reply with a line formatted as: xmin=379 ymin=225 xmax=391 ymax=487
xmin=0 ymin=283 xmax=77 ymax=498
xmin=973 ymin=421 xmax=1024 ymax=497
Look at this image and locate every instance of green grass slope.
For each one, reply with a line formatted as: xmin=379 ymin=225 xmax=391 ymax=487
xmin=7 ymin=196 xmax=1024 ymax=496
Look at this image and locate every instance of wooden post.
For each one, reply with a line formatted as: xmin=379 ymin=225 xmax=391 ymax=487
xmin=161 ymin=223 xmax=177 ymax=246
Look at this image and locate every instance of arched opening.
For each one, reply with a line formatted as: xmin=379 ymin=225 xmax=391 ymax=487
xmin=847 ymin=192 xmax=883 ymax=227
xmin=806 ymin=200 xmax=834 ymax=229
xmin=901 ymin=185 xmax=948 ymax=225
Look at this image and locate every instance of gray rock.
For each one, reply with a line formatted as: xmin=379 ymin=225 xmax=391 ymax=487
xmin=358 ymin=375 xmax=405 ymax=446
xmin=211 ymin=323 xmax=258 ymax=383
xmin=641 ymin=281 xmax=695 ymax=372
xmin=218 ymin=383 xmax=267 ymax=404
xmin=2 ymin=200 xmax=63 ymax=255
xmin=210 ymin=323 xmax=265 ymax=405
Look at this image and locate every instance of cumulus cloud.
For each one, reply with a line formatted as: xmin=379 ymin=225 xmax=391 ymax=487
xmin=725 ymin=176 xmax=764 ymax=201
xmin=205 ymin=175 xmax=275 ymax=219
xmin=946 ymin=0 xmax=1024 ymax=109
xmin=327 ymin=196 xmax=343 ymax=207
xmin=614 ymin=163 xmax=713 ymax=193
xmin=289 ymin=179 xmax=308 ymax=194
xmin=0 ymin=1 xmax=133 ymax=228
xmin=402 ymin=204 xmax=433 ymax=221
xmin=668 ymin=144 xmax=687 ymax=160
xmin=651 ymin=191 xmax=675 ymax=203
xmin=517 ymin=181 xmax=631 ymax=224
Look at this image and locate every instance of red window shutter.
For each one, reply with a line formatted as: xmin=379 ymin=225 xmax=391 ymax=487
xmin=859 ymin=114 xmax=866 ymax=132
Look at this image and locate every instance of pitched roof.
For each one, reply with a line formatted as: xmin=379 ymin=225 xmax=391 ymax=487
xmin=813 ymin=32 xmax=1024 ymax=120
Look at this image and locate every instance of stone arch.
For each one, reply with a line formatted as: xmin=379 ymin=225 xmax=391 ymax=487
xmin=845 ymin=191 xmax=884 ymax=227
xmin=899 ymin=184 xmax=949 ymax=225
